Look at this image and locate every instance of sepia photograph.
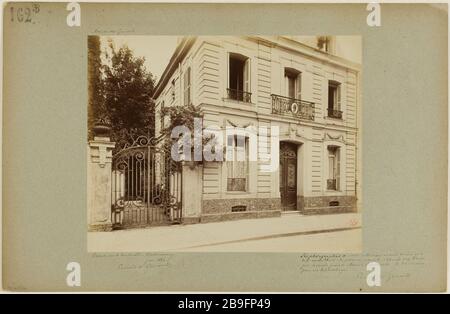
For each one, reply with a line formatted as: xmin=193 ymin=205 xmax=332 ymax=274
xmin=87 ymin=35 xmax=362 ymax=252
xmin=2 ymin=1 xmax=447 ymax=294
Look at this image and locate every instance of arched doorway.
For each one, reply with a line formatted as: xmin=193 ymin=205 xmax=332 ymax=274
xmin=280 ymin=142 xmax=298 ymax=211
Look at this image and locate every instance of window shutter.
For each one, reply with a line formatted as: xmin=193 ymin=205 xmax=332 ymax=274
xmin=243 ymin=59 xmax=250 ymax=92
xmin=296 ymin=73 xmax=302 ymax=100
xmin=184 ymin=67 xmax=191 ymax=105
xmin=336 ymin=148 xmax=341 ymax=190
xmin=245 ymin=137 xmax=249 ymax=182
xmin=336 ymin=84 xmax=341 ymax=110
xmin=188 ymin=67 xmax=191 ymax=105
xmin=160 ymin=101 xmax=165 ymax=130
xmin=171 ymin=80 xmax=176 ymax=101
xmin=284 ymin=74 xmax=288 ymax=97
xmin=328 ymin=155 xmax=334 ymax=180
xmin=228 ymin=135 xmax=235 ymax=173
xmin=183 ymin=70 xmax=188 ymax=105
xmin=226 ymin=135 xmax=249 ymax=192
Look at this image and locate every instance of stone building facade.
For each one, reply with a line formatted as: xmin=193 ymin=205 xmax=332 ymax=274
xmin=153 ymin=36 xmax=361 ymax=223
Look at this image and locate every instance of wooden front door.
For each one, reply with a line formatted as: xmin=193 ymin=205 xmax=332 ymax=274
xmin=280 ymin=142 xmax=298 ymax=211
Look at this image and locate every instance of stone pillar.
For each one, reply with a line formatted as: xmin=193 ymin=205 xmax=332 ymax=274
xmin=87 ymin=136 xmax=115 ymax=231
xmin=181 ymin=163 xmax=203 ymax=224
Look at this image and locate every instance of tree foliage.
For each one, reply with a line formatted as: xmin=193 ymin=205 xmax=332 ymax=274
xmin=160 ymin=104 xmax=219 ymax=167
xmin=87 ymin=38 xmax=156 ymax=144
xmin=102 ymin=43 xmax=156 ymax=143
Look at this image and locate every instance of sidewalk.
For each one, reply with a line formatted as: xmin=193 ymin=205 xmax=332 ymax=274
xmin=88 ymin=212 xmax=362 ymax=252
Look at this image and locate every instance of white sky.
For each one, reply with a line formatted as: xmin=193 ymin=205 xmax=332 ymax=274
xmin=100 ymin=36 xmax=179 ymax=82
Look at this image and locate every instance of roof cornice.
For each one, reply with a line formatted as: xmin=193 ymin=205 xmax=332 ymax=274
xmin=153 ymin=35 xmax=360 ymax=100
xmin=152 ymin=36 xmax=197 ymax=100
xmin=249 ymin=36 xmax=361 ymax=72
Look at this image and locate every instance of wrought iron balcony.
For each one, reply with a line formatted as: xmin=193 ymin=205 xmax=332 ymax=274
xmin=327 ymin=108 xmax=343 ymax=119
xmin=227 ymin=88 xmax=252 ymax=103
xmin=327 ymin=179 xmax=337 ymax=190
xmin=271 ymin=94 xmax=314 ymax=121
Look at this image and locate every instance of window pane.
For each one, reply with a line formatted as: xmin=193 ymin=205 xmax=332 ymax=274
xmin=296 ymin=74 xmax=302 ymax=99
xmin=227 ymin=136 xmax=248 ymax=191
xmin=328 ymin=85 xmax=335 ymax=110
xmin=288 ymin=76 xmax=295 ymax=98
xmin=229 ymin=56 xmax=245 ymax=92
xmin=329 ymin=156 xmax=334 ymax=179
xmin=227 ymin=178 xmax=246 ymax=191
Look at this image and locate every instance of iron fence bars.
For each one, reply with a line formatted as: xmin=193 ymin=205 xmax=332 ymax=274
xmin=227 ymin=88 xmax=252 ymax=103
xmin=111 ymin=135 xmax=182 ymax=229
xmin=271 ymin=94 xmax=314 ymax=121
xmin=327 ymin=108 xmax=343 ymax=119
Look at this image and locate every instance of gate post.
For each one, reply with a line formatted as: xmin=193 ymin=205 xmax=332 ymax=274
xmin=87 ymin=136 xmax=115 ymax=231
xmin=181 ymin=163 xmax=203 ymax=224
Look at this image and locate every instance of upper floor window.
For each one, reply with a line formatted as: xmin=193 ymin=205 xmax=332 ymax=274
xmin=327 ymin=146 xmax=340 ymax=191
xmin=328 ymin=80 xmax=342 ymax=119
xmin=285 ymin=68 xmax=301 ymax=100
xmin=184 ymin=67 xmax=191 ymax=106
xmin=228 ymin=53 xmax=251 ymax=103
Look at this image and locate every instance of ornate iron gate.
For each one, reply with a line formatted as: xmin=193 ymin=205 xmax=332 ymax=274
xmin=111 ymin=136 xmax=182 ymax=229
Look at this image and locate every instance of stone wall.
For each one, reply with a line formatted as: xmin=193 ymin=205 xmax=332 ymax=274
xmin=201 ymin=198 xmax=281 ymax=222
xmin=301 ymin=195 xmax=357 ymax=215
xmin=201 ymin=196 xmax=356 ymax=220
xmin=202 ymin=198 xmax=281 ymax=214
xmin=87 ymin=137 xmax=115 ymax=232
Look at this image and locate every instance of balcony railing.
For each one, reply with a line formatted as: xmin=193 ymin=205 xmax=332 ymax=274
xmin=271 ymin=94 xmax=314 ymax=121
xmin=327 ymin=179 xmax=337 ymax=190
xmin=227 ymin=88 xmax=252 ymax=103
xmin=327 ymin=108 xmax=343 ymax=119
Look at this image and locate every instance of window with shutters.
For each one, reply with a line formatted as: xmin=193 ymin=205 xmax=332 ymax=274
xmin=160 ymin=101 xmax=165 ymax=130
xmin=227 ymin=53 xmax=251 ymax=103
xmin=226 ymin=135 xmax=249 ymax=192
xmin=183 ymin=67 xmax=191 ymax=106
xmin=284 ymin=68 xmax=301 ymax=100
xmin=327 ymin=146 xmax=340 ymax=191
xmin=271 ymin=68 xmax=314 ymax=121
xmin=328 ymin=80 xmax=342 ymax=119
xmin=170 ymin=79 xmax=176 ymax=102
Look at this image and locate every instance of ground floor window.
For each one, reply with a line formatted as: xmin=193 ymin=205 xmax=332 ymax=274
xmin=226 ymin=135 xmax=248 ymax=191
xmin=327 ymin=146 xmax=340 ymax=190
